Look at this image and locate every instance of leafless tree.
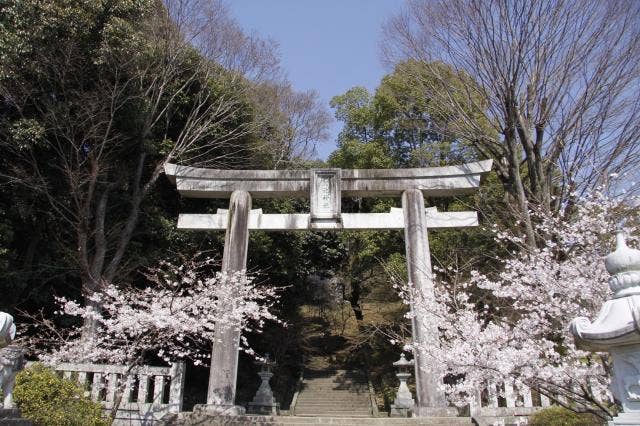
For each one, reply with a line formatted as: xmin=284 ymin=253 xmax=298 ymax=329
xmin=383 ymin=0 xmax=640 ymax=247
xmin=251 ymin=81 xmax=332 ymax=168
xmin=167 ymin=0 xmax=283 ymax=83
xmin=0 ymin=0 xmax=281 ymax=336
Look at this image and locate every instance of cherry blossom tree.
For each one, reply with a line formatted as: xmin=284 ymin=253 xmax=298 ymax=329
xmin=37 ymin=256 xmax=280 ymax=365
xmin=393 ymin=189 xmax=638 ymax=419
xmin=22 ymin=255 xmax=281 ymax=419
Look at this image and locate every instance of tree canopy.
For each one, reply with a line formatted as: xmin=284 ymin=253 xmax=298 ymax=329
xmin=0 ymin=0 xmax=330 ymax=318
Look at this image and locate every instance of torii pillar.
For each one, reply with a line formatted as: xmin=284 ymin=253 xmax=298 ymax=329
xmin=165 ymin=160 xmax=492 ymax=416
xmin=207 ymin=190 xmax=251 ymax=413
xmin=403 ymin=188 xmax=454 ymax=415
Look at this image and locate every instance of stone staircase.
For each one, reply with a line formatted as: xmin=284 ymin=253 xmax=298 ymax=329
xmin=292 ymin=370 xmax=372 ymax=418
xmin=168 ymin=415 xmax=473 ymax=425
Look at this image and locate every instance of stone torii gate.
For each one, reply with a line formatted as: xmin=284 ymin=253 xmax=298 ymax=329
xmin=165 ymin=160 xmax=492 ymax=416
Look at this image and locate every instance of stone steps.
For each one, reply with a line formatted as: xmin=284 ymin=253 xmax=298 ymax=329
xmin=295 ymin=409 xmax=371 ymax=414
xmin=292 ymin=370 xmax=373 ymax=419
xmin=300 ymin=384 xmax=368 ymax=388
xmin=296 ymin=394 xmax=370 ymax=398
xmin=299 ymin=390 xmax=368 ymax=393
xmin=301 ymin=382 xmax=367 ymax=385
xmin=295 ymin=400 xmax=369 ymax=404
xmin=296 ymin=395 xmax=370 ymax=400
xmin=274 ymin=418 xmax=472 ymax=425
xmin=165 ymin=415 xmax=474 ymax=425
xmin=294 ymin=403 xmax=371 ymax=408
xmin=295 ymin=407 xmax=371 ymax=412
xmin=300 ymin=386 xmax=368 ymax=390
xmin=299 ymin=389 xmax=369 ymax=394
xmin=294 ymin=414 xmax=373 ymax=418
xmin=294 ymin=403 xmax=370 ymax=409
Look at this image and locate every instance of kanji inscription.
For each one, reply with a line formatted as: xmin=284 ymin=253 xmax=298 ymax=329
xmin=310 ymin=169 xmax=341 ymax=220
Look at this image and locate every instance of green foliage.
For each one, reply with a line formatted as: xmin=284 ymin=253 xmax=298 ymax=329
xmin=13 ymin=364 xmax=109 ymax=426
xmin=528 ymin=406 xmax=604 ymax=426
xmin=330 ymin=60 xmax=492 ymax=168
xmin=323 ymin=60 xmax=512 ymax=393
xmin=0 ymin=0 xmax=153 ymax=79
xmin=329 ymin=86 xmax=377 ymax=143
xmin=0 ymin=0 xmax=263 ymax=312
xmin=383 ymin=253 xmax=407 ymax=283
xmin=8 ymin=119 xmax=46 ymax=150
xmin=326 ymin=61 xmax=506 ymax=314
xmin=328 ymin=139 xmax=394 ymax=169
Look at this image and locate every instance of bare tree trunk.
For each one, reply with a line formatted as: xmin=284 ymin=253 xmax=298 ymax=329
xmin=104 ymin=153 xmax=147 ymax=282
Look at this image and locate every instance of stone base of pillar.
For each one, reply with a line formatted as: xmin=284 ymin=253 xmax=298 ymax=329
xmin=390 ymin=405 xmax=413 ymax=417
xmin=193 ymin=404 xmax=246 ymax=416
xmin=0 ymin=408 xmax=32 ymax=425
xmin=609 ymin=412 xmax=640 ymax=425
xmin=247 ymin=402 xmax=279 ymax=415
xmin=413 ymin=406 xmax=459 ymax=417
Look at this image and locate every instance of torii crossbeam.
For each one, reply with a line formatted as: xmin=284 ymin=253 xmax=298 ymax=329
xmin=165 ymin=160 xmax=492 ymax=417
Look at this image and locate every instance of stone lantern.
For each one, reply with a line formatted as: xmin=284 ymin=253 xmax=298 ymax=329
xmin=247 ymin=353 xmax=279 ymax=415
xmin=571 ymin=231 xmax=640 ymax=425
xmin=390 ymin=353 xmax=416 ymax=417
xmin=0 ymin=312 xmax=30 ymax=424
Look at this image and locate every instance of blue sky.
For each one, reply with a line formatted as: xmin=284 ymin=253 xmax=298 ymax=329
xmin=227 ymin=0 xmax=402 ymax=159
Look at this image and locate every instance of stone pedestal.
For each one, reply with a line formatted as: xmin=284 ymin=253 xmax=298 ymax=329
xmin=402 ymin=189 xmax=450 ymax=416
xmin=205 ymin=190 xmax=251 ymax=414
xmin=0 ymin=408 xmax=32 ymax=425
xmin=192 ymin=404 xmax=245 ymax=416
xmin=390 ymin=371 xmax=415 ymax=417
xmin=608 ymin=344 xmax=640 ymax=425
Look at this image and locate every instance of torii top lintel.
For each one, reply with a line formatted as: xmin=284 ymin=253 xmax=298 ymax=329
xmin=164 ymin=160 xmax=493 ymax=199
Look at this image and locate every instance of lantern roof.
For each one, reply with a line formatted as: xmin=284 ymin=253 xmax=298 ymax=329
xmin=393 ymin=353 xmax=415 ymax=367
xmin=571 ymin=231 xmax=640 ymax=351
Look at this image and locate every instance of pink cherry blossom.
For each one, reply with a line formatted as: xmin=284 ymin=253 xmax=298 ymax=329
xmin=396 ymin=189 xmax=637 ymax=415
xmin=39 ymin=257 xmax=281 ymax=368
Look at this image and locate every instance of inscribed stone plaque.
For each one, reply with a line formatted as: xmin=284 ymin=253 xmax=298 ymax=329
xmin=310 ymin=169 xmax=341 ymax=220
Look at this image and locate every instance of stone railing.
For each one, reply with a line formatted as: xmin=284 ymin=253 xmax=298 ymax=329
xmin=28 ymin=361 xmax=185 ymax=425
xmin=469 ymin=378 xmax=612 ymax=424
xmin=470 ymin=379 xmax=550 ymax=420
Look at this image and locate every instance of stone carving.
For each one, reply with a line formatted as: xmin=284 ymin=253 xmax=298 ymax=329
xmin=0 ymin=312 xmax=25 ymax=409
xmin=317 ymin=177 xmax=331 ymax=212
xmin=570 ymin=231 xmax=640 ymax=425
xmin=310 ymin=169 xmax=341 ymax=223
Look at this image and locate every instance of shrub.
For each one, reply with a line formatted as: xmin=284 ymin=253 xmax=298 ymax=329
xmin=13 ymin=363 xmax=109 ymax=426
xmin=529 ymin=406 xmax=605 ymax=426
